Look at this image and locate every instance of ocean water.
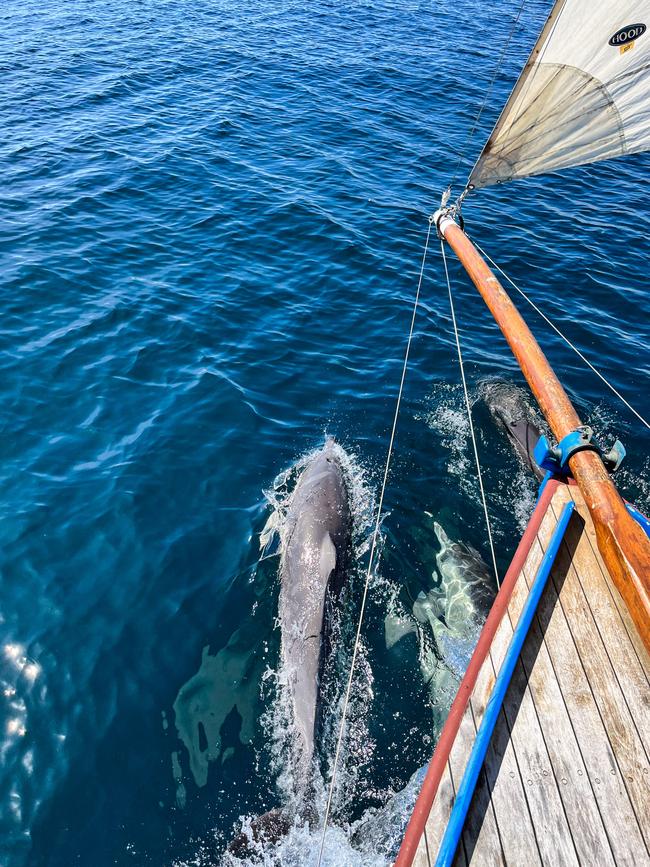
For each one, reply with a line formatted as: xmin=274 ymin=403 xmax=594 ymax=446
xmin=1 ymin=0 xmax=649 ymax=864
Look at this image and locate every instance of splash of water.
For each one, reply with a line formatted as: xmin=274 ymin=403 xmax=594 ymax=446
xmin=422 ymin=379 xmax=544 ymax=534
xmin=418 ymin=382 xmax=472 ymax=493
xmin=248 ymin=441 xmax=379 ymax=857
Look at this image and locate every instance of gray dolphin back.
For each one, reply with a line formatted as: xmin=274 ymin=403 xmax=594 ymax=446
xmin=485 ymin=383 xmax=543 ymax=479
xmin=278 ymin=440 xmax=351 ymax=793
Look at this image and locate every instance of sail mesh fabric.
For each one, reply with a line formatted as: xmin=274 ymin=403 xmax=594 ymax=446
xmin=469 ymin=1 xmax=650 ymax=188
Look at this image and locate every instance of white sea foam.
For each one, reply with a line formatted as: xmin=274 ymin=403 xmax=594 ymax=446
xmin=223 ymin=818 xmax=391 ymax=867
xmin=217 ymin=763 xmax=426 ymax=867
xmin=417 ymin=382 xmax=472 ymax=493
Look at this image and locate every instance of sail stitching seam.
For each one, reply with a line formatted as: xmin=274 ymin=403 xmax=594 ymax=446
xmin=483 ymin=63 xmax=628 ymax=166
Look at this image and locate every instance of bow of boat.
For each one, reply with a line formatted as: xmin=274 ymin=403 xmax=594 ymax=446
xmin=396 ymin=477 xmax=650 ymax=866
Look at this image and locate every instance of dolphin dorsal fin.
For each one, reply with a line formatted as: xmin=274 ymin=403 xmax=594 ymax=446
xmin=320 ymin=533 xmax=337 ymax=582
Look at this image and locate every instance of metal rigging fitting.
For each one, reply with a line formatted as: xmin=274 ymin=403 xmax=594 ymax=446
xmin=534 ymin=425 xmax=626 ymax=477
xmin=432 ymin=207 xmax=464 ymax=239
xmin=433 ymin=186 xmax=469 ymax=238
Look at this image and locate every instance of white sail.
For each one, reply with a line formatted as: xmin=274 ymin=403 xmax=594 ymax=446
xmin=469 ymin=1 xmax=650 ymax=188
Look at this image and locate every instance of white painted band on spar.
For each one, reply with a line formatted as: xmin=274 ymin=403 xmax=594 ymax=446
xmin=432 ymin=210 xmax=456 ymax=236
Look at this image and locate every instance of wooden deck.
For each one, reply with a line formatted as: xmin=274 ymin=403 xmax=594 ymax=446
xmin=413 ymin=482 xmax=650 ymax=866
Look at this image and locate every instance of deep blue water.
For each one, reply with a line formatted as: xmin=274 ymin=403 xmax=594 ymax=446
xmin=1 ymin=0 xmax=649 ymax=864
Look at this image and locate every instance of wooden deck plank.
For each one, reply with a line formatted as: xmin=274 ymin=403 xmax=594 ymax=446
xmin=453 ymin=703 xmax=505 ymax=867
xmin=420 ymin=812 xmax=469 ymax=867
xmin=530 ymin=575 xmax=647 ymax=865
xmin=457 ymin=766 xmax=503 ymax=867
xmin=547 ymin=494 xmax=650 ymax=856
xmin=414 ymin=778 xmax=444 ymax=866
xmin=512 ymin=505 xmax=616 ymax=866
xmin=559 ymin=488 xmax=650 ymax=762
xmin=413 ymin=758 xmax=456 ymax=867
xmin=461 ymin=605 xmax=548 ymax=865
xmin=412 ymin=482 xmax=650 ymax=867
xmin=482 ymin=557 xmax=580 ymax=867
xmin=467 ymin=701 xmax=541 ymax=866
xmin=520 ymin=491 xmax=648 ymax=866
xmin=415 ymin=690 xmax=507 ymax=865
xmin=573 ymin=489 xmax=650 ymax=686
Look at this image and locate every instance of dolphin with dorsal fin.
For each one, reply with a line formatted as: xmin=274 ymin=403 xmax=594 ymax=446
xmin=229 ymin=440 xmax=353 ymax=857
xmin=228 ymin=438 xmax=353 ymax=857
xmin=279 ymin=437 xmax=352 ymax=795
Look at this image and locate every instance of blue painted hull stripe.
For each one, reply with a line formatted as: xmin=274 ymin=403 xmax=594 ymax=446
xmin=536 ymin=469 xmax=554 ymax=502
xmin=434 ymin=498 xmax=575 ymax=867
xmin=627 ymin=503 xmax=650 ymax=540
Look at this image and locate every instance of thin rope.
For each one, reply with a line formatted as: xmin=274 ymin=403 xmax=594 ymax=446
xmin=316 ymin=218 xmax=433 ymax=866
xmin=440 ymin=240 xmax=500 ymax=588
xmin=472 ymin=238 xmax=650 ymax=432
xmin=450 ymin=0 xmax=528 ymax=189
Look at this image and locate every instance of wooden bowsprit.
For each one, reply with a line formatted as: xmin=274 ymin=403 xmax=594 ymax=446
xmin=434 ymin=210 xmax=650 ymax=654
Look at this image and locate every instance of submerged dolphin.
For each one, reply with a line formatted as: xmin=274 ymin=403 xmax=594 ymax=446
xmin=385 ymin=521 xmax=493 ymax=730
xmin=279 ymin=438 xmax=352 ymax=792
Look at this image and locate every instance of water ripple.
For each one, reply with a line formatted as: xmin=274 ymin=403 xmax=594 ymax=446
xmin=1 ymin=0 xmax=649 ymax=865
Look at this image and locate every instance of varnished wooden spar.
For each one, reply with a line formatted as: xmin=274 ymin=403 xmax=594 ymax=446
xmin=435 ymin=212 xmax=650 ymax=652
